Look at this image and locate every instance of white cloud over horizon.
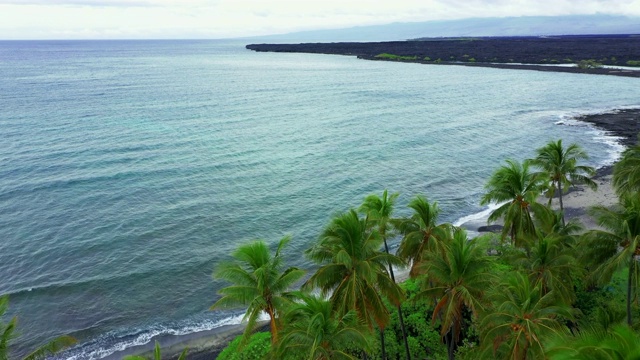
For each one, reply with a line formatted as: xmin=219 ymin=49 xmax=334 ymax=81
xmin=0 ymin=0 xmax=639 ymax=39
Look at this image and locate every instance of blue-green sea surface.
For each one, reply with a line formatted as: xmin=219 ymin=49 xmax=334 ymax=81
xmin=0 ymin=40 xmax=637 ymax=359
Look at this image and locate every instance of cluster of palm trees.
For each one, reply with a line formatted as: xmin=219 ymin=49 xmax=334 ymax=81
xmin=212 ymin=138 xmax=640 ymax=360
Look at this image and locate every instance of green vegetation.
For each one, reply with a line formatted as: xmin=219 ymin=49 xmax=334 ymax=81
xmin=480 ymin=159 xmax=544 ymax=245
xmin=210 ymin=136 xmax=640 ymax=359
xmin=123 ymin=341 xmax=187 ymax=360
xmin=531 ymin=139 xmax=597 ymax=223
xmin=613 ymin=140 xmax=640 ymax=195
xmin=374 ymin=53 xmax=418 ymax=61
xmin=210 ymin=236 xmax=305 ymax=345
xmin=217 ymin=332 xmax=272 ymax=360
xmin=0 ymin=295 xmax=76 ymax=360
xmin=576 ymin=59 xmax=603 ymax=69
xmin=626 ymin=60 xmax=640 ymax=66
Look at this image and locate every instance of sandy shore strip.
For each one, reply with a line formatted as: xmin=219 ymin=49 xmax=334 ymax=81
xmin=558 ymin=172 xmax=618 ymax=230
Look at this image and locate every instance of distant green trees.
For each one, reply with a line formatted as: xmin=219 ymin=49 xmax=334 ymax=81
xmin=374 ymin=53 xmax=418 ymax=61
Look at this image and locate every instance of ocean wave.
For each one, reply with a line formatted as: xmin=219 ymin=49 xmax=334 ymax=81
xmin=554 ymin=107 xmax=633 ymax=167
xmin=56 ymin=314 xmax=249 ymax=360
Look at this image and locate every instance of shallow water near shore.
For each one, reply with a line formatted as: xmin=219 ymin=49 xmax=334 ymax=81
xmin=0 ymin=39 xmax=639 ymax=359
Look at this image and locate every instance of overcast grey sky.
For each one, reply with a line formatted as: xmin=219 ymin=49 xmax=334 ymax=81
xmin=1 ymin=0 xmax=639 ymax=39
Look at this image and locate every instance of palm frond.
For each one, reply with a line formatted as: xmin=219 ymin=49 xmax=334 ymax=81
xmin=23 ymin=335 xmax=77 ymax=360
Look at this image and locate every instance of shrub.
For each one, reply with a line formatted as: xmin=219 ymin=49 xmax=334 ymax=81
xmin=424 ymin=56 xmax=431 ymax=61
xmin=627 ymin=60 xmax=640 ymax=67
xmin=576 ymin=59 xmax=603 ymax=69
xmin=217 ymin=332 xmax=272 ymax=360
xmin=374 ymin=53 xmax=417 ymax=61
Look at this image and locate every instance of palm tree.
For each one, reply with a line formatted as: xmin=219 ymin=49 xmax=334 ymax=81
xmin=613 ymin=139 xmax=640 ymax=196
xmin=275 ymin=291 xmax=372 ymax=360
xmin=511 ymin=235 xmax=580 ymax=305
xmin=359 ymin=190 xmax=411 ymax=360
xmin=580 ymin=195 xmax=640 ymax=326
xmin=546 ymin=324 xmax=640 ymax=360
xmin=211 ymin=236 xmax=305 ymax=344
xmin=481 ymin=159 xmax=544 ymax=247
xmin=0 ymin=295 xmax=76 ymax=360
xmin=532 ymin=205 xmax=583 ymax=241
xmin=418 ymin=227 xmax=493 ymax=360
xmin=123 ymin=341 xmax=187 ymax=360
xmin=531 ymin=139 xmax=597 ymax=224
xmin=480 ymin=272 xmax=574 ymax=360
xmin=395 ymin=196 xmax=450 ymax=277
xmin=304 ymin=210 xmax=405 ymax=357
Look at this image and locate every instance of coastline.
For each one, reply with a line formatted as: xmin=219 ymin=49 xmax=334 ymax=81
xmin=154 ymin=109 xmax=640 ymax=359
xmin=246 ymin=37 xmax=640 ymax=78
xmin=360 ymin=57 xmax=640 ymax=78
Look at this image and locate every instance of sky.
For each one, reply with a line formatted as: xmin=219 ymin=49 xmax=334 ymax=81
xmin=0 ymin=0 xmax=639 ymax=40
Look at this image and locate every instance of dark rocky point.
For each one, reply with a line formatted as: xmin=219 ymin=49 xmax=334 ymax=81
xmin=247 ymin=35 xmax=640 ymax=78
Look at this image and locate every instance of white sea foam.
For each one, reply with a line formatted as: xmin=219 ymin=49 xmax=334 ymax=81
xmin=553 ymin=108 xmax=632 ymax=167
xmin=60 ymin=314 xmax=249 ymax=360
xmin=453 ymin=202 xmax=504 ymax=228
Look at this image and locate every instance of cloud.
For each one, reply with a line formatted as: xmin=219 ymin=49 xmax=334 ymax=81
xmin=0 ymin=0 xmax=216 ymax=6
xmin=0 ymin=0 xmax=639 ymax=39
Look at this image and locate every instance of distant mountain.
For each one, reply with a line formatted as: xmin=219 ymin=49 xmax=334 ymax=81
xmin=244 ymin=15 xmax=640 ymax=43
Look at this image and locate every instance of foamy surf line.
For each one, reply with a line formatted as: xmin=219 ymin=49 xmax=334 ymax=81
xmin=55 ymin=314 xmax=249 ymax=360
xmin=554 ymin=107 xmax=629 ymax=167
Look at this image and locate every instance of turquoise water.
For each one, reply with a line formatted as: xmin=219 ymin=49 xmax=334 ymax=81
xmin=0 ymin=39 xmax=638 ymax=359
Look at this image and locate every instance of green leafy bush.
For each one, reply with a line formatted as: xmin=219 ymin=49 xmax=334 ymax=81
xmin=627 ymin=60 xmax=640 ymax=66
xmin=374 ymin=53 xmax=418 ymax=61
xmin=217 ymin=332 xmax=271 ymax=360
xmin=576 ymin=59 xmax=603 ymax=69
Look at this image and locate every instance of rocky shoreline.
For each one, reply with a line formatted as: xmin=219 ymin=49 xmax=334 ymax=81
xmin=247 ymin=35 xmax=640 ymax=78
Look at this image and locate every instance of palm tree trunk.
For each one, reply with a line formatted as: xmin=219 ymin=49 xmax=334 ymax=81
xmin=557 ymin=180 xmax=565 ymax=226
xmin=267 ymin=308 xmax=278 ymax=344
xmin=383 ymin=239 xmax=412 ymax=360
xmin=628 ymin=258 xmax=634 ymax=326
xmin=379 ymin=328 xmax=387 ymax=360
xmin=446 ymin=330 xmax=455 ymax=360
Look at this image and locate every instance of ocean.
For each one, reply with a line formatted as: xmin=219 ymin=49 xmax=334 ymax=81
xmin=0 ymin=39 xmax=637 ymax=359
